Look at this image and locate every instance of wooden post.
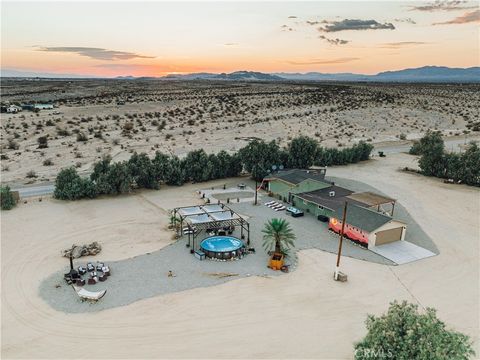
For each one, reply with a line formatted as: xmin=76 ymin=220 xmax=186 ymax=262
xmin=254 ymin=177 xmax=258 ymax=205
xmin=335 ymin=201 xmax=348 ymax=281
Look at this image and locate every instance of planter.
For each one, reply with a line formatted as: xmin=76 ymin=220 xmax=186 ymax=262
xmin=269 ymin=252 xmax=284 ymax=270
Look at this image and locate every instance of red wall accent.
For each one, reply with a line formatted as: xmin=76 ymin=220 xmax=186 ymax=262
xmin=328 ymin=218 xmax=369 ymax=245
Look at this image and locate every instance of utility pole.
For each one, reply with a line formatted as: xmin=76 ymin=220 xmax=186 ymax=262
xmin=334 ymin=201 xmax=348 ymax=281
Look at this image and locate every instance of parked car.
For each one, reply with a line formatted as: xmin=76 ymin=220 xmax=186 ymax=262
xmin=286 ymin=206 xmax=304 ymax=217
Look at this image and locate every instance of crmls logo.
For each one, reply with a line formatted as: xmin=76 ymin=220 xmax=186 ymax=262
xmin=354 ymin=348 xmax=394 ymax=358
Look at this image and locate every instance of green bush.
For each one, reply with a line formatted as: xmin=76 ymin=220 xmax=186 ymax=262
xmin=1 ymin=186 xmax=16 ymax=210
xmin=412 ymin=131 xmax=480 ymax=186
xmin=54 ymin=167 xmax=97 ymax=200
xmin=53 ymin=135 xmax=375 ymax=201
xmin=355 ymin=301 xmax=474 ymax=360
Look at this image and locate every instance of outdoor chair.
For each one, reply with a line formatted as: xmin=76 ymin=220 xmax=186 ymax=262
xmin=76 ymin=279 xmax=86 ymax=286
xmin=78 ymin=266 xmax=87 ymax=275
xmin=88 ymin=278 xmax=96 ymax=285
xmin=96 ymin=263 xmax=105 ymax=271
xmin=72 ymin=285 xmax=107 ymax=302
xmin=99 ymin=274 xmax=107 ymax=282
xmin=87 ymin=263 xmax=95 ymax=272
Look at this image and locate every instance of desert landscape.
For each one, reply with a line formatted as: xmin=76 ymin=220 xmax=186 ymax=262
xmin=2 ymin=0 xmax=480 ymax=358
xmin=1 ymin=152 xmax=478 ymax=359
xmin=1 ymin=80 xmax=479 ymax=185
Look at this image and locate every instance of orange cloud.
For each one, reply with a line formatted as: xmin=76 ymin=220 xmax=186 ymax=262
xmin=433 ymin=9 xmax=480 ymax=24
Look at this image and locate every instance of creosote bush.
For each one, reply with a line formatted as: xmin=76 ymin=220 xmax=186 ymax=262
xmin=1 ymin=185 xmax=16 ymax=210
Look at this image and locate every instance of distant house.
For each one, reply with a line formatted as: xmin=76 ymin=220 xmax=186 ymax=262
xmin=6 ymin=105 xmax=22 ymax=113
xmin=262 ymin=168 xmax=328 ymax=202
xmin=328 ymin=204 xmax=406 ymax=249
xmin=22 ymin=103 xmax=54 ymax=111
xmin=34 ymin=104 xmax=54 ymax=110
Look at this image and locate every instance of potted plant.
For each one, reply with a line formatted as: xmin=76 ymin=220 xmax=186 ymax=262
xmin=262 ymin=218 xmax=296 ymax=270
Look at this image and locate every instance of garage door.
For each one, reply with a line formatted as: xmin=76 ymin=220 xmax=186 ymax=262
xmin=375 ymin=227 xmax=403 ymax=245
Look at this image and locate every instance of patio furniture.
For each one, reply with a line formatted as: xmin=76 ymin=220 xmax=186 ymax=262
xmin=88 ymin=278 xmax=96 ymax=285
xmin=275 ymin=206 xmax=286 ymax=211
xmin=194 ymin=250 xmax=206 ymax=260
xmin=76 ymin=278 xmax=86 ymax=286
xmin=96 ymin=263 xmax=105 ymax=271
xmin=87 ymin=263 xmax=95 ymax=272
xmin=77 ymin=266 xmax=87 ymax=275
xmin=99 ymin=274 xmax=107 ymax=282
xmin=72 ymin=285 xmax=107 ymax=302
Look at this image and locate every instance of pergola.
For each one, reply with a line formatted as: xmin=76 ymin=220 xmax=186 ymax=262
xmin=346 ymin=192 xmax=397 ymax=216
xmin=172 ymin=203 xmax=250 ymax=250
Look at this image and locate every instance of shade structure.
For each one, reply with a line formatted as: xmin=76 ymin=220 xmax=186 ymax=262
xmin=173 ymin=202 xmax=250 ymax=249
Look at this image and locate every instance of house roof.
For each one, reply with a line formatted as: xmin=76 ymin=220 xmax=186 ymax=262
xmin=265 ymin=169 xmax=326 ymax=186
xmin=346 ymin=192 xmax=396 ymax=206
xmin=332 ymin=203 xmax=394 ymax=233
xmin=294 ymin=185 xmax=365 ymax=211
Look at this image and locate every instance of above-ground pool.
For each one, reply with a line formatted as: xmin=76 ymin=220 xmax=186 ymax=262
xmin=200 ymin=236 xmax=245 ymax=260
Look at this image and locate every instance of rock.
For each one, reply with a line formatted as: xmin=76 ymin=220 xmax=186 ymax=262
xmin=62 ymin=242 xmax=102 ymax=258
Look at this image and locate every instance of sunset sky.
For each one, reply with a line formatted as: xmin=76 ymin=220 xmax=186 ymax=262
xmin=1 ymin=1 xmax=479 ymax=77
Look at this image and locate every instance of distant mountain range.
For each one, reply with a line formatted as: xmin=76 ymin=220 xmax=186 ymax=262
xmin=2 ymin=66 xmax=479 ymax=83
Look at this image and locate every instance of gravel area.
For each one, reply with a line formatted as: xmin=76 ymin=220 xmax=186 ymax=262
xmin=39 ymin=176 xmax=436 ymax=313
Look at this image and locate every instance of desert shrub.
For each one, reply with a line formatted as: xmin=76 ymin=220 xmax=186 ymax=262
xmin=7 ymin=139 xmax=19 ymax=150
xmin=26 ymin=170 xmax=37 ymax=178
xmin=1 ymin=185 xmax=16 ymax=210
xmin=43 ymin=159 xmax=54 ymax=166
xmin=37 ymin=136 xmax=48 ymax=149
xmin=56 ymin=127 xmax=71 ymax=136
xmin=76 ymin=132 xmax=88 ymax=142
xmin=354 ymin=300 xmax=474 ymax=360
xmin=54 ymin=167 xmax=97 ymax=200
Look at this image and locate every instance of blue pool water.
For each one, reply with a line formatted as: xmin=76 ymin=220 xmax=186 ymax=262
xmin=200 ymin=236 xmax=244 ymax=252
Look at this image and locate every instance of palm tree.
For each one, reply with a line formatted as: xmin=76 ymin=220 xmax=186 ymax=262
xmin=262 ymin=218 xmax=296 ymax=255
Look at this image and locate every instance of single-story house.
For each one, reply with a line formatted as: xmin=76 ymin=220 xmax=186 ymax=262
xmin=328 ymin=204 xmax=406 ymax=249
xmin=262 ymin=168 xmax=328 ymax=202
xmin=22 ymin=103 xmax=54 ymax=111
xmin=6 ymin=105 xmax=22 ymax=113
xmin=291 ymin=185 xmax=363 ymax=218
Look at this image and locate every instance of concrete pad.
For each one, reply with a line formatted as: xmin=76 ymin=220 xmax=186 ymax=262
xmin=371 ymin=241 xmax=436 ymax=265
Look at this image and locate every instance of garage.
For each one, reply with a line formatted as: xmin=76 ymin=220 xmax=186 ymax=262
xmin=375 ymin=227 xmax=404 ymax=245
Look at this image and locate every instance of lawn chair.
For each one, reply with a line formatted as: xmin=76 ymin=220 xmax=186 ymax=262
xmin=72 ymin=285 xmax=107 ymax=302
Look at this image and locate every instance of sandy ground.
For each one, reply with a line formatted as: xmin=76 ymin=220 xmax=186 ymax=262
xmin=2 ymin=81 xmax=479 ymax=185
xmin=1 ymin=154 xmax=478 ymax=359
